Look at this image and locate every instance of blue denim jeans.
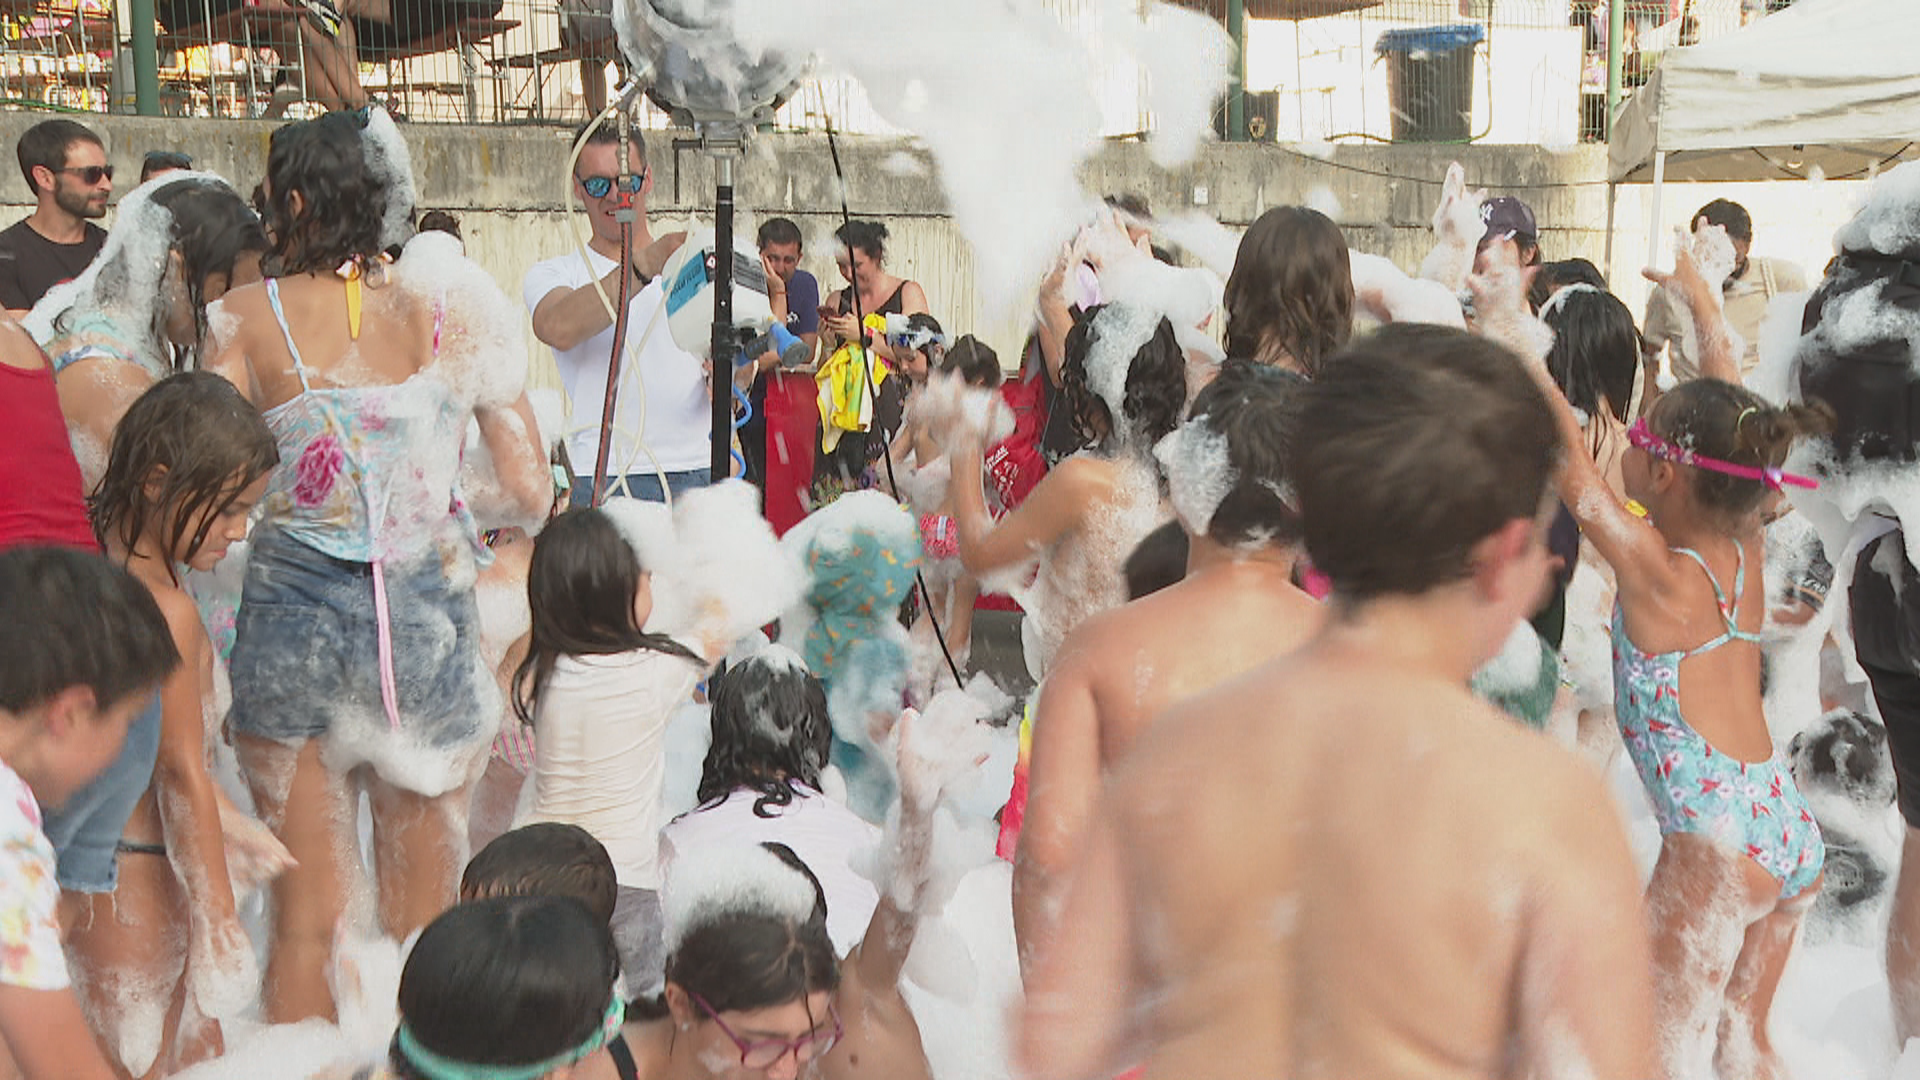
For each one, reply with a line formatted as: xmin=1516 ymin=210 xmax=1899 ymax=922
xmin=41 ymin=691 xmax=162 ymax=892
xmin=570 ymin=468 xmax=711 ymax=507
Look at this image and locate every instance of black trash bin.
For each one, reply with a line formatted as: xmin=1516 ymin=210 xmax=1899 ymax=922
xmin=1374 ymin=24 xmax=1485 ymax=143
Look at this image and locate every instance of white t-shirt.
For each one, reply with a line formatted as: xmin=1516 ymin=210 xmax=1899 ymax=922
xmin=0 ymin=759 xmax=68 ymax=991
xmin=660 ymin=786 xmax=882 ymax=957
xmin=523 ymin=250 xmax=713 ymax=474
xmin=519 ymin=649 xmax=703 ymax=889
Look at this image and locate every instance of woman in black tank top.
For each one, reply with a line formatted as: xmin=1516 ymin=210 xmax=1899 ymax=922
xmin=815 ymin=220 xmax=931 ymax=492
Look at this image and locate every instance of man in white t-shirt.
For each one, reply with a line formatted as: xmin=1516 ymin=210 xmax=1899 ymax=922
xmin=524 ymin=120 xmax=707 ymax=505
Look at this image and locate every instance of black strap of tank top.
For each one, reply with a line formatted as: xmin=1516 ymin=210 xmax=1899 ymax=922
xmin=836 ymin=281 xmax=909 ymax=317
xmin=608 ymin=1033 xmax=639 ymax=1080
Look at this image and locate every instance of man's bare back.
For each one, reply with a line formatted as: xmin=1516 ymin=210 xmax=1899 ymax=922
xmin=1021 ymin=637 xmax=1654 ymax=1080
xmin=1015 ymin=550 xmax=1320 ymax=967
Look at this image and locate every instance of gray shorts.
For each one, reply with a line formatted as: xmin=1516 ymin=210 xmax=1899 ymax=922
xmin=612 ymin=886 xmax=666 ymax=996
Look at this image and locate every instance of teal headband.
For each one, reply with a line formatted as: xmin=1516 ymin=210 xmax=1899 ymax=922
xmin=395 ymin=995 xmax=625 ymax=1080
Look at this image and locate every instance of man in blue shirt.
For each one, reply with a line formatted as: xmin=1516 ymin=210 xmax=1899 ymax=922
xmin=743 ymin=218 xmax=821 ymax=489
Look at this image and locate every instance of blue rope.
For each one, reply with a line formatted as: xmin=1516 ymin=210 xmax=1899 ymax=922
xmin=729 ymin=356 xmax=755 ymax=477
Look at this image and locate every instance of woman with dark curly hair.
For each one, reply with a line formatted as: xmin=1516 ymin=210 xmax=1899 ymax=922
xmin=206 ymin=107 xmax=551 ymax=1024
xmin=1223 ymin=206 xmax=1353 ymax=378
xmin=659 ymin=647 xmax=881 ymax=956
xmin=949 ymin=302 xmax=1180 ymax=681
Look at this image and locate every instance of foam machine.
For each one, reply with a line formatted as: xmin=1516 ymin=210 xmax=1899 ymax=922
xmin=598 ymin=0 xmax=808 ymax=487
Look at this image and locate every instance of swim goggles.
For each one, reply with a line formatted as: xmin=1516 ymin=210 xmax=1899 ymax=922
xmin=576 ymin=173 xmax=645 ymax=200
xmin=395 ymin=994 xmax=625 ymax=1080
xmin=1625 ymin=418 xmax=1818 ymax=493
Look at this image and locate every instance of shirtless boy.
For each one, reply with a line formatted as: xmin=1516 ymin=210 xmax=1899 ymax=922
xmin=1012 ymin=362 xmax=1321 ymax=973
xmin=1018 ymin=325 xmax=1654 ymax=1080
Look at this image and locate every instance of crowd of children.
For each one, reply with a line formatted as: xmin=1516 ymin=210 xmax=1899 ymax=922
xmin=5 ymin=91 xmax=1920 ymax=1080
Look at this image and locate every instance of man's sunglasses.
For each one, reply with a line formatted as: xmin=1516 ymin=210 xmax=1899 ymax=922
xmin=576 ymin=172 xmax=644 ymax=199
xmin=58 ymin=165 xmax=113 ymax=185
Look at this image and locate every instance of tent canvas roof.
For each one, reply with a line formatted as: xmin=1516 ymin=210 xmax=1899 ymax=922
xmin=1608 ymin=0 xmax=1920 ymax=183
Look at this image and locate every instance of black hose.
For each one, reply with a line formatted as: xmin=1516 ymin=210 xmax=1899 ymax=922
xmin=823 ymin=123 xmax=966 ymax=693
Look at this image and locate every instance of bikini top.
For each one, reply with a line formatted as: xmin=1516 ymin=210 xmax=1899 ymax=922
xmin=45 ymin=309 xmax=160 ymax=377
xmin=255 ymin=277 xmax=478 ymax=566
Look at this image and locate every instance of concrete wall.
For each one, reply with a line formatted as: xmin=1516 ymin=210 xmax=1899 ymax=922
xmin=0 ymin=113 xmax=1865 ymax=398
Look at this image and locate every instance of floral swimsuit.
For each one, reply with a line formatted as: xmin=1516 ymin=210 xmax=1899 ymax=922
xmin=1612 ymin=546 xmax=1824 ymax=899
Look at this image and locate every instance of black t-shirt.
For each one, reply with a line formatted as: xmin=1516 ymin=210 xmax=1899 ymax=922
xmin=0 ymin=219 xmax=106 ymax=312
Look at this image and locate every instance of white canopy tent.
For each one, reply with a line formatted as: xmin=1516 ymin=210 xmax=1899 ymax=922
xmin=1607 ymin=0 xmax=1920 ymax=262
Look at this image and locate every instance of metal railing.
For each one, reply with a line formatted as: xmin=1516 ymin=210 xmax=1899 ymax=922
xmin=0 ymin=0 xmax=1790 ymax=134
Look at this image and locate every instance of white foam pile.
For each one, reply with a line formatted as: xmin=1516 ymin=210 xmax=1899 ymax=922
xmin=660 ymin=842 xmax=824 ymax=953
xmin=1079 ymin=212 xmax=1227 ymax=370
xmin=1075 ymin=301 xmax=1165 ymax=433
xmin=1154 ymin=416 xmax=1235 ymax=536
xmin=602 ymin=480 xmax=802 ymax=656
xmin=726 ymin=0 xmax=1229 ymax=317
xmin=912 ymin=368 xmax=1016 ymax=455
xmin=360 ymin=106 xmax=418 ymax=252
xmin=1350 ymin=249 xmax=1466 ymax=329
xmin=1153 ymin=212 xmax=1242 ymax=279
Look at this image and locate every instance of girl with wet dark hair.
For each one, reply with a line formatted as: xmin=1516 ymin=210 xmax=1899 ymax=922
xmin=1489 ymin=243 xmax=1830 ymax=1078
xmin=885 ymin=329 xmax=1004 ymax=675
xmin=33 ymin=173 xmax=269 ymax=490
xmin=622 ymin=701 xmax=967 ymax=1080
xmin=661 ymin=648 xmax=882 ymax=956
xmin=68 ymin=372 xmax=288 ymax=1076
xmin=1012 ymin=360 xmax=1321 ymax=977
xmin=513 ymin=507 xmax=727 ymax=994
xmin=950 ymin=303 xmax=1180 ymax=681
xmin=207 ymin=107 xmax=551 ymax=1025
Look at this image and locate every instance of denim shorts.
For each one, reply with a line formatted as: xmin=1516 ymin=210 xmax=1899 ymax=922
xmin=40 ymin=691 xmax=162 ymax=893
xmin=227 ymin=526 xmax=494 ymax=791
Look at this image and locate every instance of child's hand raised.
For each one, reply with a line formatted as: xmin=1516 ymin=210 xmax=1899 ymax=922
xmin=896 ymin=695 xmax=995 ymax=814
xmin=1467 ymin=241 xmax=1554 ymax=363
xmin=1643 ymin=229 xmax=1725 ymax=313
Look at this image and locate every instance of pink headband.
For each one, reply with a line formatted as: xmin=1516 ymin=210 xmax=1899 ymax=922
xmin=1626 ymin=418 xmax=1818 ymax=493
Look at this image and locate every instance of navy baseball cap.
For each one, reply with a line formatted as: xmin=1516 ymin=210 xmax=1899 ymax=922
xmin=1479 ymin=195 xmax=1537 ymax=247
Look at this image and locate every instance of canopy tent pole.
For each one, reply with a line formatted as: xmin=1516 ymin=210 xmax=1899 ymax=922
xmin=1605 ymin=0 xmax=1624 ymax=136
xmin=1647 ymin=150 xmax=1667 ymax=269
xmin=1604 ymin=180 xmax=1618 ymax=282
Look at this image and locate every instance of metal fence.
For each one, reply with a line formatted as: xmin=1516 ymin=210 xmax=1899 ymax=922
xmin=0 ymin=0 xmax=1788 ymax=134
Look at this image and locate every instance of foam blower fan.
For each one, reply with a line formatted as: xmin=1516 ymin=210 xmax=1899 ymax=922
xmin=611 ymin=0 xmax=806 ymax=128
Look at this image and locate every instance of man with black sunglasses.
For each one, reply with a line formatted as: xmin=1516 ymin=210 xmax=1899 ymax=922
xmin=525 ymin=118 xmax=708 ymax=505
xmin=0 ymin=119 xmax=111 ymax=318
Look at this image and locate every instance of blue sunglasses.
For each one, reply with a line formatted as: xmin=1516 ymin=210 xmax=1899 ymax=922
xmin=577 ymin=172 xmax=644 ymax=199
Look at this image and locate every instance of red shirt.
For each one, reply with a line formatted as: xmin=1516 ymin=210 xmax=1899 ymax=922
xmin=0 ymin=353 xmax=97 ymax=552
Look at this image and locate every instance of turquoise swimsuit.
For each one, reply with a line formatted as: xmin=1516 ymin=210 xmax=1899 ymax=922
xmin=1611 ymin=546 xmax=1825 ymax=899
